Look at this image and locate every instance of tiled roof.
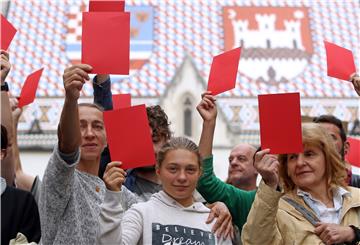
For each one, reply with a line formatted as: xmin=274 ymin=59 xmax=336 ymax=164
xmin=6 ymin=0 xmax=359 ymax=98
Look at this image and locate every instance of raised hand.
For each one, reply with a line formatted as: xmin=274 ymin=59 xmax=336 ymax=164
xmin=103 ymin=161 xmax=127 ymax=192
xmin=350 ymin=73 xmax=360 ymax=96
xmin=1 ymin=50 xmax=11 ymax=83
xmin=253 ymin=149 xmax=279 ymax=189
xmin=9 ymin=97 xmax=22 ymax=124
xmin=196 ymin=91 xmax=217 ymax=123
xmin=62 ymin=64 xmax=92 ymax=101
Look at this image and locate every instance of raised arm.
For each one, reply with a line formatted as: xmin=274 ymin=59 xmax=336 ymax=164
xmin=197 ymin=91 xmax=217 ymax=158
xmin=11 ymin=100 xmax=36 ymax=191
xmin=97 ymin=161 xmax=141 ymax=244
xmin=1 ymin=50 xmax=15 ymax=185
xmin=58 ymin=64 xmax=92 ymax=153
xmin=196 ymin=91 xmax=256 ymax=232
xmin=241 ymin=149 xmax=282 ymax=244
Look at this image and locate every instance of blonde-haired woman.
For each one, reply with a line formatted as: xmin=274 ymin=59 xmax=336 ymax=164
xmin=242 ymin=123 xmax=360 ymax=245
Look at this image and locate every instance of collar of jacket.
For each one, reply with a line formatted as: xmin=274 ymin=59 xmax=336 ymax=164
xmin=279 ymin=187 xmax=360 ymax=225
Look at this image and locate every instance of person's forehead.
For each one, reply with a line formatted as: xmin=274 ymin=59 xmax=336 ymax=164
xmin=319 ymin=122 xmax=340 ymax=137
xmin=79 ymin=106 xmax=103 ymax=122
xmin=230 ymin=144 xmax=254 ymax=157
xmin=164 ymin=149 xmax=198 ymax=163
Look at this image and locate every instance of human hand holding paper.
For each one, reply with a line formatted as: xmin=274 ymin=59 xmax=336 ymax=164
xmin=350 ymin=73 xmax=360 ymax=96
xmin=1 ymin=50 xmax=11 ymax=83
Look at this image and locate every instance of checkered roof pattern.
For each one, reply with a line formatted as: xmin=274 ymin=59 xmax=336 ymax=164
xmin=6 ymin=0 xmax=360 ymax=98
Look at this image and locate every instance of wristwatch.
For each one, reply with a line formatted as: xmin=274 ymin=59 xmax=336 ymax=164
xmin=347 ymin=225 xmax=360 ymax=245
xmin=1 ymin=82 xmax=9 ymax=92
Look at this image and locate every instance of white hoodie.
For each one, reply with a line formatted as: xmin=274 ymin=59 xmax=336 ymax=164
xmin=97 ymin=189 xmax=232 ymax=245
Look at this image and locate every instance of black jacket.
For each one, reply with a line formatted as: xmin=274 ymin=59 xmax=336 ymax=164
xmin=1 ymin=185 xmax=41 ymax=244
xmin=351 ymin=174 xmax=360 ymax=188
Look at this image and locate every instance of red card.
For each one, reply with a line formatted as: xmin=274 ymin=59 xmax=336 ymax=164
xmin=89 ymin=0 xmax=125 ymax=12
xmin=112 ymin=94 xmax=131 ymax=110
xmin=1 ymin=14 xmax=17 ymax=50
xmin=207 ymin=47 xmax=241 ymax=95
xmin=346 ymin=137 xmax=360 ymax=168
xmin=18 ymin=68 xmax=44 ymax=108
xmin=324 ymin=41 xmax=356 ymax=81
xmin=258 ymin=92 xmax=303 ymax=154
xmin=82 ymin=12 xmax=130 ymax=75
xmin=103 ymin=104 xmax=156 ymax=169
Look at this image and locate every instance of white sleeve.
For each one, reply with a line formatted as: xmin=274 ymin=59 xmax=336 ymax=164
xmin=121 ymin=206 xmax=144 ymax=244
xmin=97 ymin=189 xmax=124 ymax=245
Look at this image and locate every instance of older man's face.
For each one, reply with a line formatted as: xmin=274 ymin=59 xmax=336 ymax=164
xmin=228 ymin=144 xmax=257 ymax=184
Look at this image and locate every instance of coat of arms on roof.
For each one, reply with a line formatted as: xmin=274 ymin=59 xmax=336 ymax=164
xmin=65 ymin=1 xmax=153 ymax=75
xmin=223 ymin=7 xmax=313 ymax=85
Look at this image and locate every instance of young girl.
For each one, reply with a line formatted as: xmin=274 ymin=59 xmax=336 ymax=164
xmin=98 ymin=136 xmax=232 ymax=245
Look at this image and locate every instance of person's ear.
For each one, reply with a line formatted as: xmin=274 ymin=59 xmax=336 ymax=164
xmin=155 ymin=166 xmax=160 ymax=176
xmin=1 ymin=149 xmax=7 ymax=160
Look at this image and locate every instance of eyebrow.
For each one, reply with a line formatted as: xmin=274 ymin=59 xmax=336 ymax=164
xmin=230 ymin=154 xmax=247 ymax=158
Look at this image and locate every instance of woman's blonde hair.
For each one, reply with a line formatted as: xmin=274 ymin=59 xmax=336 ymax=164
xmin=156 ymin=137 xmax=201 ymax=169
xmin=279 ymin=123 xmax=347 ymax=192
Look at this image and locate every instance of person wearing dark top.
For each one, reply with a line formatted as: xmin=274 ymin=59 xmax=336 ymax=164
xmin=1 ymin=124 xmax=41 ymax=244
xmin=313 ymin=115 xmax=360 ymax=187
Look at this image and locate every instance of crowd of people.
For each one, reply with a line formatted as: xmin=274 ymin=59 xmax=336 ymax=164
xmin=1 ymin=44 xmax=360 ymax=245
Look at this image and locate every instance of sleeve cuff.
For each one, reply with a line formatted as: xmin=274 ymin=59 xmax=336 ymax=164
xmin=104 ymin=189 xmax=124 ymax=210
xmin=258 ymin=180 xmax=283 ymax=208
xmin=93 ymin=76 xmax=111 ymax=89
xmin=56 ymin=145 xmax=80 ymax=166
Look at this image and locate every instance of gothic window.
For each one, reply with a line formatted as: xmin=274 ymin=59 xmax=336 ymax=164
xmin=183 ymin=97 xmax=192 ymax=137
xmin=293 ymin=40 xmax=298 ymax=49
xmin=266 ymin=39 xmax=271 ymax=48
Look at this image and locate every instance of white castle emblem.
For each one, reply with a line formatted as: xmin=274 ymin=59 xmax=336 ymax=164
xmin=229 ymin=10 xmax=305 ymax=50
xmin=227 ymin=9 xmax=311 ymax=84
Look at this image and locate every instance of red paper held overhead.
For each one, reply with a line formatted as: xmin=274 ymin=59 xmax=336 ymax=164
xmin=103 ymin=104 xmax=156 ymax=169
xmin=207 ymin=47 xmax=241 ymax=95
xmin=18 ymin=68 xmax=44 ymax=108
xmin=258 ymin=92 xmax=303 ymax=154
xmin=89 ymin=0 xmax=125 ymax=12
xmin=346 ymin=137 xmax=360 ymax=168
xmin=112 ymin=94 xmax=131 ymax=110
xmin=82 ymin=12 xmax=130 ymax=75
xmin=324 ymin=41 xmax=356 ymax=81
xmin=1 ymin=14 xmax=17 ymax=50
